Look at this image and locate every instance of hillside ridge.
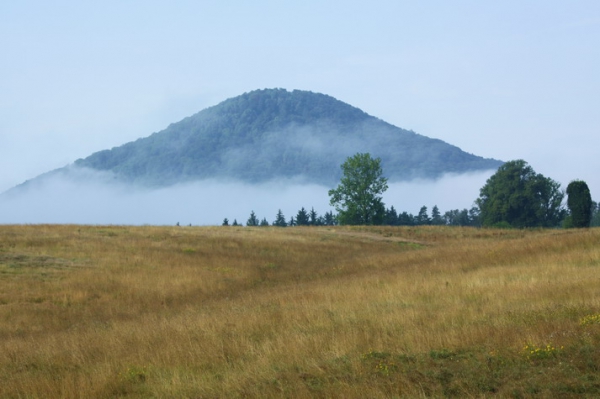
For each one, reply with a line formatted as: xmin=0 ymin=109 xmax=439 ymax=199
xmin=9 ymin=88 xmax=503 ymax=192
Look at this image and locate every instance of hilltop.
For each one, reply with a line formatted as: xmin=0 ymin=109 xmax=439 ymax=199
xmin=11 ymin=89 xmax=502 ymax=191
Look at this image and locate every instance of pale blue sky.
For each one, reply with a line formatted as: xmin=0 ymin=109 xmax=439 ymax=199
xmin=2 ymin=1 xmax=600 ymax=200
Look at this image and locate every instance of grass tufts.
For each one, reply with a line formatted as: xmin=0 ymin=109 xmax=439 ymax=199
xmin=0 ymin=225 xmax=599 ymax=397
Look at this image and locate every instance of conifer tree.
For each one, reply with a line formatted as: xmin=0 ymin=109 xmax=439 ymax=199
xmin=273 ymin=209 xmax=287 ymax=227
xmin=591 ymin=202 xmax=600 ymax=227
xmin=416 ymin=206 xmax=430 ymax=225
xmin=430 ymin=205 xmax=444 ymax=225
xmin=246 ymin=211 xmax=259 ymax=226
xmin=398 ymin=212 xmax=414 ymax=226
xmin=309 ymin=207 xmax=319 ymax=226
xmin=385 ymin=206 xmax=399 ymax=226
xmin=296 ymin=207 xmax=309 ymax=226
xmin=323 ymin=211 xmax=336 ymax=226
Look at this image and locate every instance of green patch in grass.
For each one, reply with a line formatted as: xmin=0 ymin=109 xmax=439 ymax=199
xmin=0 ymin=253 xmax=84 ymax=281
xmin=397 ymin=241 xmax=424 ymax=250
xmin=429 ymin=348 xmax=457 ymax=359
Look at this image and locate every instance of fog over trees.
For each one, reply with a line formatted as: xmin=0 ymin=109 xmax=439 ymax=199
xmin=3 ymin=92 xmax=597 ymax=228
xmin=222 ymin=157 xmax=599 ymax=229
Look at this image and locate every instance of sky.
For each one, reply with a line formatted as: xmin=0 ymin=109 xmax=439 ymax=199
xmin=1 ymin=1 xmax=599 ymax=224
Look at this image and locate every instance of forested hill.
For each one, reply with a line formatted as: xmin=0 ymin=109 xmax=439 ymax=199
xmin=30 ymin=89 xmax=504 ymax=189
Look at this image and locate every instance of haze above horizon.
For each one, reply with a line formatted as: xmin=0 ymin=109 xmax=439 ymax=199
xmin=1 ymin=1 xmax=599 ymax=222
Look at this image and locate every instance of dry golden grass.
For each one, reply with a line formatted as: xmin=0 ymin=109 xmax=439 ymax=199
xmin=1 ymin=224 xmax=599 ymax=398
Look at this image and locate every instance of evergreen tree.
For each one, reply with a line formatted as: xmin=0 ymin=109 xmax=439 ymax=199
xmin=309 ymin=207 xmax=319 ymax=226
xmin=385 ymin=206 xmax=399 ymax=226
xmin=296 ymin=207 xmax=310 ymax=226
xmin=398 ymin=212 xmax=414 ymax=226
xmin=232 ymin=219 xmax=239 ymax=226
xmin=273 ymin=209 xmax=287 ymax=227
xmin=246 ymin=211 xmax=259 ymax=226
xmin=459 ymin=209 xmax=471 ymax=226
xmin=430 ymin=205 xmax=444 ymax=225
xmin=323 ymin=211 xmax=336 ymax=226
xmin=591 ymin=201 xmax=600 ymax=227
xmin=222 ymin=218 xmax=229 ymax=226
xmin=444 ymin=209 xmax=471 ymax=226
xmin=260 ymin=217 xmax=270 ymax=226
xmin=566 ymin=180 xmax=592 ymax=228
xmin=416 ymin=206 xmax=430 ymax=225
xmin=288 ymin=216 xmax=296 ymax=226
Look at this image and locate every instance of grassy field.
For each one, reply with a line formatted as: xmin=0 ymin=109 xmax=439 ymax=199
xmin=0 ymin=224 xmax=599 ymax=398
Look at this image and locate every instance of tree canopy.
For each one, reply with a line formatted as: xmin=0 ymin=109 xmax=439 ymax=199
xmin=476 ymin=160 xmax=564 ymax=228
xmin=328 ymin=153 xmax=388 ymax=225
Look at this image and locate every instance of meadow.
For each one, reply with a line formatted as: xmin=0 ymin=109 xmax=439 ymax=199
xmin=0 ymin=224 xmax=599 ymax=398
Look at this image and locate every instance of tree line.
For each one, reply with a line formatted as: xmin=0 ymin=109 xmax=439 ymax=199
xmin=222 ymin=208 xmax=336 ymax=227
xmin=222 ymin=204 xmax=483 ymax=228
xmin=222 ymin=153 xmax=598 ymax=229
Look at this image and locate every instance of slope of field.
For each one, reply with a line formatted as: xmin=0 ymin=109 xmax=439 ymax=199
xmin=0 ymin=225 xmax=599 ymax=398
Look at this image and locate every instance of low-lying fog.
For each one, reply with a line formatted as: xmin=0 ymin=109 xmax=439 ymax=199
xmin=0 ymin=169 xmax=494 ymax=225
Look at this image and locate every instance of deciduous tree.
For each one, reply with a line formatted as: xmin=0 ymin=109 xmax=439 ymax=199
xmin=476 ymin=160 xmax=564 ymax=228
xmin=328 ymin=153 xmax=388 ymax=225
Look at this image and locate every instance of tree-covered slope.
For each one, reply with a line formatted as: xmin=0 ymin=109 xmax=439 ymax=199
xmin=42 ymin=89 xmax=506 ymax=188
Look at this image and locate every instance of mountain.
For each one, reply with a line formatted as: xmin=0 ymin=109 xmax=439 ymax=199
xmin=12 ymin=89 xmax=503 ymax=191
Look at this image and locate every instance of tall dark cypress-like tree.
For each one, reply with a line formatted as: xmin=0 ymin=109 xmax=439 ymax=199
xmin=566 ymin=180 xmax=592 ymax=228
